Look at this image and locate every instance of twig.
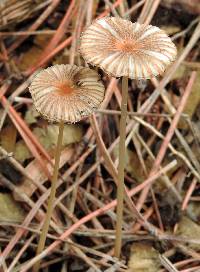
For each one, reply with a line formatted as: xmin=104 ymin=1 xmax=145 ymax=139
xmin=20 ymin=160 xmax=177 ymax=272
xmin=97 ymin=109 xmax=188 ymax=118
xmin=124 ymin=0 xmax=145 ymax=17
xmin=136 ymin=72 xmax=196 ymax=211
xmin=159 ymin=254 xmax=179 ymax=272
xmin=0 ymin=30 xmax=56 ymax=36
xmin=172 ymin=17 xmax=200 ymax=41
xmin=181 ymin=178 xmax=197 ymax=210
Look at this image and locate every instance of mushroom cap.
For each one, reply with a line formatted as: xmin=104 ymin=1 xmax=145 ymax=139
xmin=80 ymin=17 xmax=177 ymax=79
xmin=29 ymin=64 xmax=105 ymax=123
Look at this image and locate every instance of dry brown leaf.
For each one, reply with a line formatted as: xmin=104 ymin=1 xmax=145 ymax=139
xmin=25 ymin=105 xmax=40 ymax=124
xmin=171 ymin=64 xmax=187 ymax=80
xmin=47 ymin=124 xmax=83 ymax=147
xmin=13 ymin=123 xmax=83 ymax=162
xmin=0 ymin=124 xmax=17 ymax=153
xmin=182 ymin=72 xmax=200 ymax=117
xmin=14 ymin=140 xmax=32 ymax=163
xmin=161 ymin=25 xmax=181 ymax=35
xmin=34 ymin=33 xmax=52 ymax=49
xmin=127 ymin=243 xmax=161 ymax=272
xmin=0 ymin=193 xmax=25 ymax=222
xmin=176 ymin=216 xmax=200 ymax=250
xmin=178 ymin=71 xmax=200 ymax=128
xmin=14 ymin=147 xmax=74 ymax=200
xmin=187 ymin=202 xmax=200 ymax=222
xmin=18 ymin=47 xmax=43 ymax=71
xmin=33 ymin=124 xmax=83 ymax=155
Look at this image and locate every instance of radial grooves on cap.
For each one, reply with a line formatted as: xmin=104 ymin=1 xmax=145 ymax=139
xmin=29 ymin=64 xmax=105 ymax=123
xmin=80 ymin=17 xmax=177 ymax=79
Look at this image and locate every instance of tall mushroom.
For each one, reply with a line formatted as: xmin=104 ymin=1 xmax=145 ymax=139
xmin=29 ymin=64 xmax=105 ymax=272
xmin=80 ymin=16 xmax=177 ymax=258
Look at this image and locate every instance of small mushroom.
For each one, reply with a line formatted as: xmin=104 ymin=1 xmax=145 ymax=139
xmin=80 ymin=16 xmax=177 ymax=259
xmin=29 ymin=64 xmax=105 ymax=123
xmin=29 ymin=64 xmax=105 ymax=271
xmin=80 ymin=17 xmax=177 ymax=79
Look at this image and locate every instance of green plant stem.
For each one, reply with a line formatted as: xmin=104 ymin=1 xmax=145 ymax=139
xmin=33 ymin=121 xmax=65 ymax=272
xmin=114 ymin=76 xmax=128 ymax=259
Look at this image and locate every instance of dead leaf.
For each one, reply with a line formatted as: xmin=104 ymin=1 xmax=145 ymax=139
xmin=127 ymin=243 xmax=161 ymax=272
xmin=13 ymin=123 xmax=83 ymax=162
xmin=176 ymin=216 xmax=200 ymax=250
xmin=0 ymin=124 xmax=17 ymax=153
xmin=34 ymin=33 xmax=52 ymax=49
xmin=13 ymin=122 xmax=83 ymax=198
xmin=171 ymin=64 xmax=187 ymax=80
xmin=161 ymin=25 xmax=181 ymax=35
xmin=18 ymin=47 xmax=43 ymax=71
xmin=53 ymin=54 xmax=70 ymax=65
xmin=16 ymin=31 xmax=51 ymax=71
xmin=177 ymin=71 xmax=200 ymax=128
xmin=14 ymin=140 xmax=32 ymax=163
xmin=33 ymin=124 xmax=83 ymax=154
xmin=182 ymin=72 xmax=200 ymax=117
xmin=112 ymin=147 xmax=145 ymax=182
xmin=126 ymin=149 xmax=148 ymax=182
xmin=187 ymin=202 xmax=200 ymax=222
xmin=25 ymin=105 xmax=40 ymax=124
xmin=54 ymin=124 xmax=83 ymax=146
xmin=158 ymin=190 xmax=181 ymax=228
xmin=0 ymin=193 xmax=25 ymax=222
xmin=14 ymin=147 xmax=74 ymax=200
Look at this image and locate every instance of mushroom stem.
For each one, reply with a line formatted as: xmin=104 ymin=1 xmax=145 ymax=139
xmin=33 ymin=121 xmax=65 ymax=272
xmin=114 ymin=76 xmax=128 ymax=259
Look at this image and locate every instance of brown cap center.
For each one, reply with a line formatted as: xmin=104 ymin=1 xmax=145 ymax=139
xmin=115 ymin=39 xmax=140 ymax=53
xmin=54 ymin=81 xmax=74 ymax=96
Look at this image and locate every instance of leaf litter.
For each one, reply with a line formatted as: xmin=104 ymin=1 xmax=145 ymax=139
xmin=0 ymin=1 xmax=200 ymax=271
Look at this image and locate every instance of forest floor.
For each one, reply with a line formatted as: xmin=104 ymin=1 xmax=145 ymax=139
xmin=0 ymin=0 xmax=200 ymax=271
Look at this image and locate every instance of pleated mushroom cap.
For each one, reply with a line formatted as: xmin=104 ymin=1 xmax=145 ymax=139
xmin=29 ymin=64 xmax=105 ymax=123
xmin=80 ymin=17 xmax=177 ymax=79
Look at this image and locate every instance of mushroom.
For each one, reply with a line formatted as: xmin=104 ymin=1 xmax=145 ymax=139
xmin=29 ymin=64 xmax=105 ymax=123
xmin=80 ymin=16 xmax=177 ymax=258
xmin=29 ymin=64 xmax=105 ymax=272
xmin=80 ymin=17 xmax=177 ymax=79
